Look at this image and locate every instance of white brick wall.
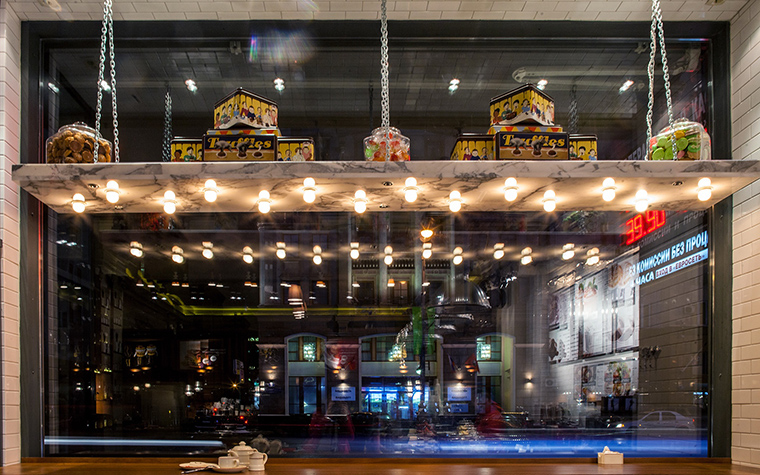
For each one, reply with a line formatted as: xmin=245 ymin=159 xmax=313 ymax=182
xmin=5 ymin=0 xmax=748 ymax=21
xmin=732 ymin=0 xmax=760 ymax=468
xmin=0 ymin=0 xmax=22 ymax=467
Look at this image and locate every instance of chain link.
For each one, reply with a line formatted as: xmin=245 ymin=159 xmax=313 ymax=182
xmin=380 ymin=0 xmax=390 ymax=161
xmin=568 ymin=84 xmax=578 ymax=135
xmin=93 ymin=0 xmax=119 ymax=162
xmin=162 ymin=88 xmax=173 ymax=162
xmin=646 ymin=0 xmax=677 ymax=160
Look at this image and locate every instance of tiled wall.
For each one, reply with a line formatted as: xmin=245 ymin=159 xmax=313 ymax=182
xmin=0 ymin=0 xmax=22 ymax=467
xmin=732 ymin=0 xmax=760 ymax=468
xmin=9 ymin=0 xmax=745 ymax=22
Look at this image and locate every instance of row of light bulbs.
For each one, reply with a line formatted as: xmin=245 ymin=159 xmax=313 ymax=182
xmin=128 ymin=240 xmax=598 ymax=266
xmin=69 ymin=177 xmax=715 ymax=214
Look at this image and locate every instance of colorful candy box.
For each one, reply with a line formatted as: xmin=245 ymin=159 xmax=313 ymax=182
xmin=213 ymin=88 xmax=279 ymax=130
xmin=277 ymin=137 xmax=315 ymax=161
xmin=171 ymin=137 xmax=202 ymax=162
xmin=203 ymin=128 xmax=278 ymax=161
xmin=495 ymin=131 xmax=568 ymax=160
xmin=490 ymin=84 xmax=555 ymax=127
xmin=450 ymin=134 xmax=494 ymax=160
xmin=569 ymin=135 xmax=598 ymax=161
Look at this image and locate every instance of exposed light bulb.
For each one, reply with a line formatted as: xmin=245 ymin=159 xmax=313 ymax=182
xmin=313 ymin=255 xmax=322 ymax=265
xmin=449 ymin=190 xmax=462 ymax=212
xmin=453 ymin=246 xmax=463 ymax=265
xmin=635 ymin=189 xmax=649 ymax=213
xmin=105 ymin=180 xmax=120 ymax=204
xmin=163 ymin=190 xmax=177 ymax=214
xmin=562 ymin=243 xmax=575 ymax=261
xmin=422 ymin=242 xmax=432 ymax=260
xmin=129 ymin=241 xmax=144 ymax=258
xmin=404 ymin=177 xmax=418 ymax=203
xmin=602 ymin=178 xmax=616 ymax=202
xmin=493 ymin=243 xmax=505 ymax=260
xmin=697 ymin=178 xmax=712 ymax=201
xmin=72 ymin=193 xmax=86 ymax=213
xmin=504 ymin=177 xmax=518 ymax=202
xmin=204 ymin=179 xmax=218 ymax=202
xmin=350 ymin=242 xmax=360 ymax=260
xmin=586 ymin=248 xmax=600 ymax=266
xmin=202 ymin=242 xmax=214 ymax=259
xmin=384 ymin=255 xmax=393 ymax=266
xmin=276 ymin=242 xmax=286 ymax=259
xmin=354 ymin=190 xmax=368 ymax=213
xmin=420 ymin=229 xmax=433 ymax=240
xmin=303 ymin=177 xmax=316 ymax=203
xmin=243 ymin=246 xmax=254 ymax=264
xmin=520 ymin=255 xmax=532 ymax=265
xmin=543 ymin=190 xmax=556 ymax=212
xmin=258 ymin=190 xmax=271 ymax=213
xmin=171 ymin=245 xmax=184 ymax=264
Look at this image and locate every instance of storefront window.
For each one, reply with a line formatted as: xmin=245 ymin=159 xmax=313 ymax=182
xmin=29 ymin=21 xmax=722 ymax=458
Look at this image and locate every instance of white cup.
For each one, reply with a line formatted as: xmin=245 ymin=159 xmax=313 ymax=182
xmin=218 ymin=456 xmax=240 ymax=469
xmin=248 ymin=453 xmax=268 ymax=472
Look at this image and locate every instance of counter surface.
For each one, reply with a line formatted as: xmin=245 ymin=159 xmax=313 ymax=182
xmin=2 ymin=460 xmax=760 ymax=475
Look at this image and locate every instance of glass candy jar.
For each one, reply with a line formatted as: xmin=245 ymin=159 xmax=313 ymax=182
xmin=364 ymin=127 xmax=410 ymax=162
xmin=46 ymin=122 xmax=113 ymax=164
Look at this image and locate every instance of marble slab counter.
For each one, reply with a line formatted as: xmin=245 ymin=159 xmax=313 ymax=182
xmin=12 ymin=160 xmax=760 ymax=214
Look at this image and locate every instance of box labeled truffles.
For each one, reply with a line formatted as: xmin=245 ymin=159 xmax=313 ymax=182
xmin=450 ymin=134 xmax=494 ymax=160
xmin=490 ymin=84 xmax=555 ymax=126
xmin=171 ymin=138 xmax=202 ymax=162
xmin=203 ymin=129 xmax=277 ymax=161
xmin=488 ymin=125 xmax=563 ymax=135
xmin=213 ymin=88 xmax=279 ymax=130
xmin=496 ymin=131 xmax=568 ymax=160
xmin=569 ymin=135 xmax=598 ymax=160
xmin=277 ymin=137 xmax=315 ymax=161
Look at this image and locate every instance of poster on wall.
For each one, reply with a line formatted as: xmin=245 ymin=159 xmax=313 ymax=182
xmin=548 ymin=287 xmax=577 ymax=364
xmin=578 ymin=271 xmax=612 ymax=358
xmin=608 ymin=255 xmax=639 ymax=352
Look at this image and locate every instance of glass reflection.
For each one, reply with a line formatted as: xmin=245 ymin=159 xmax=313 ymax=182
xmin=46 ymin=209 xmax=709 ymax=457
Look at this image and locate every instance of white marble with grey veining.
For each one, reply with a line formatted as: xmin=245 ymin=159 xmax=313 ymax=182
xmin=12 ymin=160 xmax=760 ymax=214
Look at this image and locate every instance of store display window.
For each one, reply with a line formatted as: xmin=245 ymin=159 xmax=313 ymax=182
xmin=22 ymin=21 xmax=726 ymax=458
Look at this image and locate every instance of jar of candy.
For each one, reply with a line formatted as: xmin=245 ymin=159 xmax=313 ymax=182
xmin=45 ymin=122 xmax=113 ymax=163
xmin=648 ymin=119 xmax=711 ymax=161
xmin=364 ymin=127 xmax=410 ymax=162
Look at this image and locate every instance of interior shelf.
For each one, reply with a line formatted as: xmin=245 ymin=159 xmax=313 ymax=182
xmin=12 ymin=160 xmax=760 ymax=214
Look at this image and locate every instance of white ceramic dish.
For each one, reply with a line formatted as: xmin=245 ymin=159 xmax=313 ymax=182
xmin=211 ymin=466 xmax=247 ymax=473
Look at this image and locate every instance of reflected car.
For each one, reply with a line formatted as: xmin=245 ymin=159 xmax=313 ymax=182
xmin=632 ymin=411 xmax=695 ymax=430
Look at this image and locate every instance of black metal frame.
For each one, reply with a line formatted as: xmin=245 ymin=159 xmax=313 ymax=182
xmin=19 ymin=19 xmax=732 ymax=458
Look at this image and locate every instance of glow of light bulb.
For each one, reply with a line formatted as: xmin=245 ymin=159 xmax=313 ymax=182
xmin=422 ymin=249 xmax=432 ymax=259
xmin=453 ymin=255 xmax=463 ymax=265
xmin=303 ymin=177 xmax=316 ymax=203
xmin=494 ymin=249 xmax=505 ymax=260
xmin=504 ymin=177 xmax=518 ymax=202
xmin=172 ymin=253 xmax=185 ymax=264
xmin=354 ymin=190 xmax=368 ymax=213
xmin=258 ymin=190 xmax=271 ymax=213
xmin=350 ymin=249 xmax=360 ymax=259
xmin=163 ymin=190 xmax=177 ymax=214
xmin=202 ymin=248 xmax=213 ymax=259
xmin=276 ymin=249 xmax=286 ymax=259
xmin=697 ymin=178 xmax=712 ymax=202
xmin=602 ymin=178 xmax=616 ymax=202
xmin=562 ymin=244 xmax=575 ymax=261
xmin=586 ymin=255 xmax=599 ymax=266
xmin=543 ymin=190 xmax=556 ymax=212
xmin=105 ymin=180 xmax=120 ymax=203
xmin=384 ymin=255 xmax=393 ymax=266
xmin=520 ymin=255 xmax=532 ymax=265
xmin=130 ymin=241 xmax=143 ymax=258
xmin=405 ymin=189 xmax=418 ymax=203
xmin=203 ymin=179 xmax=218 ymax=202
xmin=635 ymin=190 xmax=648 ymax=213
xmin=449 ymin=190 xmax=462 ymax=212
xmin=313 ymin=255 xmax=322 ymax=265
xmin=72 ymin=193 xmax=86 ymax=213
xmin=243 ymin=254 xmax=253 ymax=264
xmin=420 ymin=229 xmax=433 ymax=240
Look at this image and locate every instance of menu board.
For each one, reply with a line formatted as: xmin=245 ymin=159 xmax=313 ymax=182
xmin=548 ymin=287 xmax=577 ymax=364
xmin=608 ymin=256 xmax=639 ymax=352
xmin=577 ymin=270 xmax=612 ymax=358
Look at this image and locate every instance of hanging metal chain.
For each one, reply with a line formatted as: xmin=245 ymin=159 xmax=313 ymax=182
xmin=568 ymin=84 xmax=578 ymax=135
xmin=380 ymin=0 xmax=390 ymax=161
xmin=93 ymin=0 xmax=120 ymax=163
xmin=646 ymin=0 xmax=677 ymax=160
xmin=162 ymin=88 xmax=173 ymax=162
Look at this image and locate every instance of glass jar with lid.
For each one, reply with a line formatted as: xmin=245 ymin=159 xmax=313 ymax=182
xmin=45 ymin=122 xmax=113 ymax=163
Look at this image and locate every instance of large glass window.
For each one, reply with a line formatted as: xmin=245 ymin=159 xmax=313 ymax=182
xmin=30 ymin=21 xmax=722 ymax=458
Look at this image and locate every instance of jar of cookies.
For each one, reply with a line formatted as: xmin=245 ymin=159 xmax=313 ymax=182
xmin=45 ymin=123 xmax=113 ymax=164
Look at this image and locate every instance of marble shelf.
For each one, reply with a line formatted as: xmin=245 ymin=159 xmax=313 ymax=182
xmin=12 ymin=160 xmax=760 ymax=214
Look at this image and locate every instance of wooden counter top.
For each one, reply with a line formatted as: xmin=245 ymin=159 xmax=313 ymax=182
xmin=2 ymin=459 xmax=760 ymax=475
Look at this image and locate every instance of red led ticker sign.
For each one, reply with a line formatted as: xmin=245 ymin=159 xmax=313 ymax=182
xmin=624 ymin=210 xmax=666 ymax=245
